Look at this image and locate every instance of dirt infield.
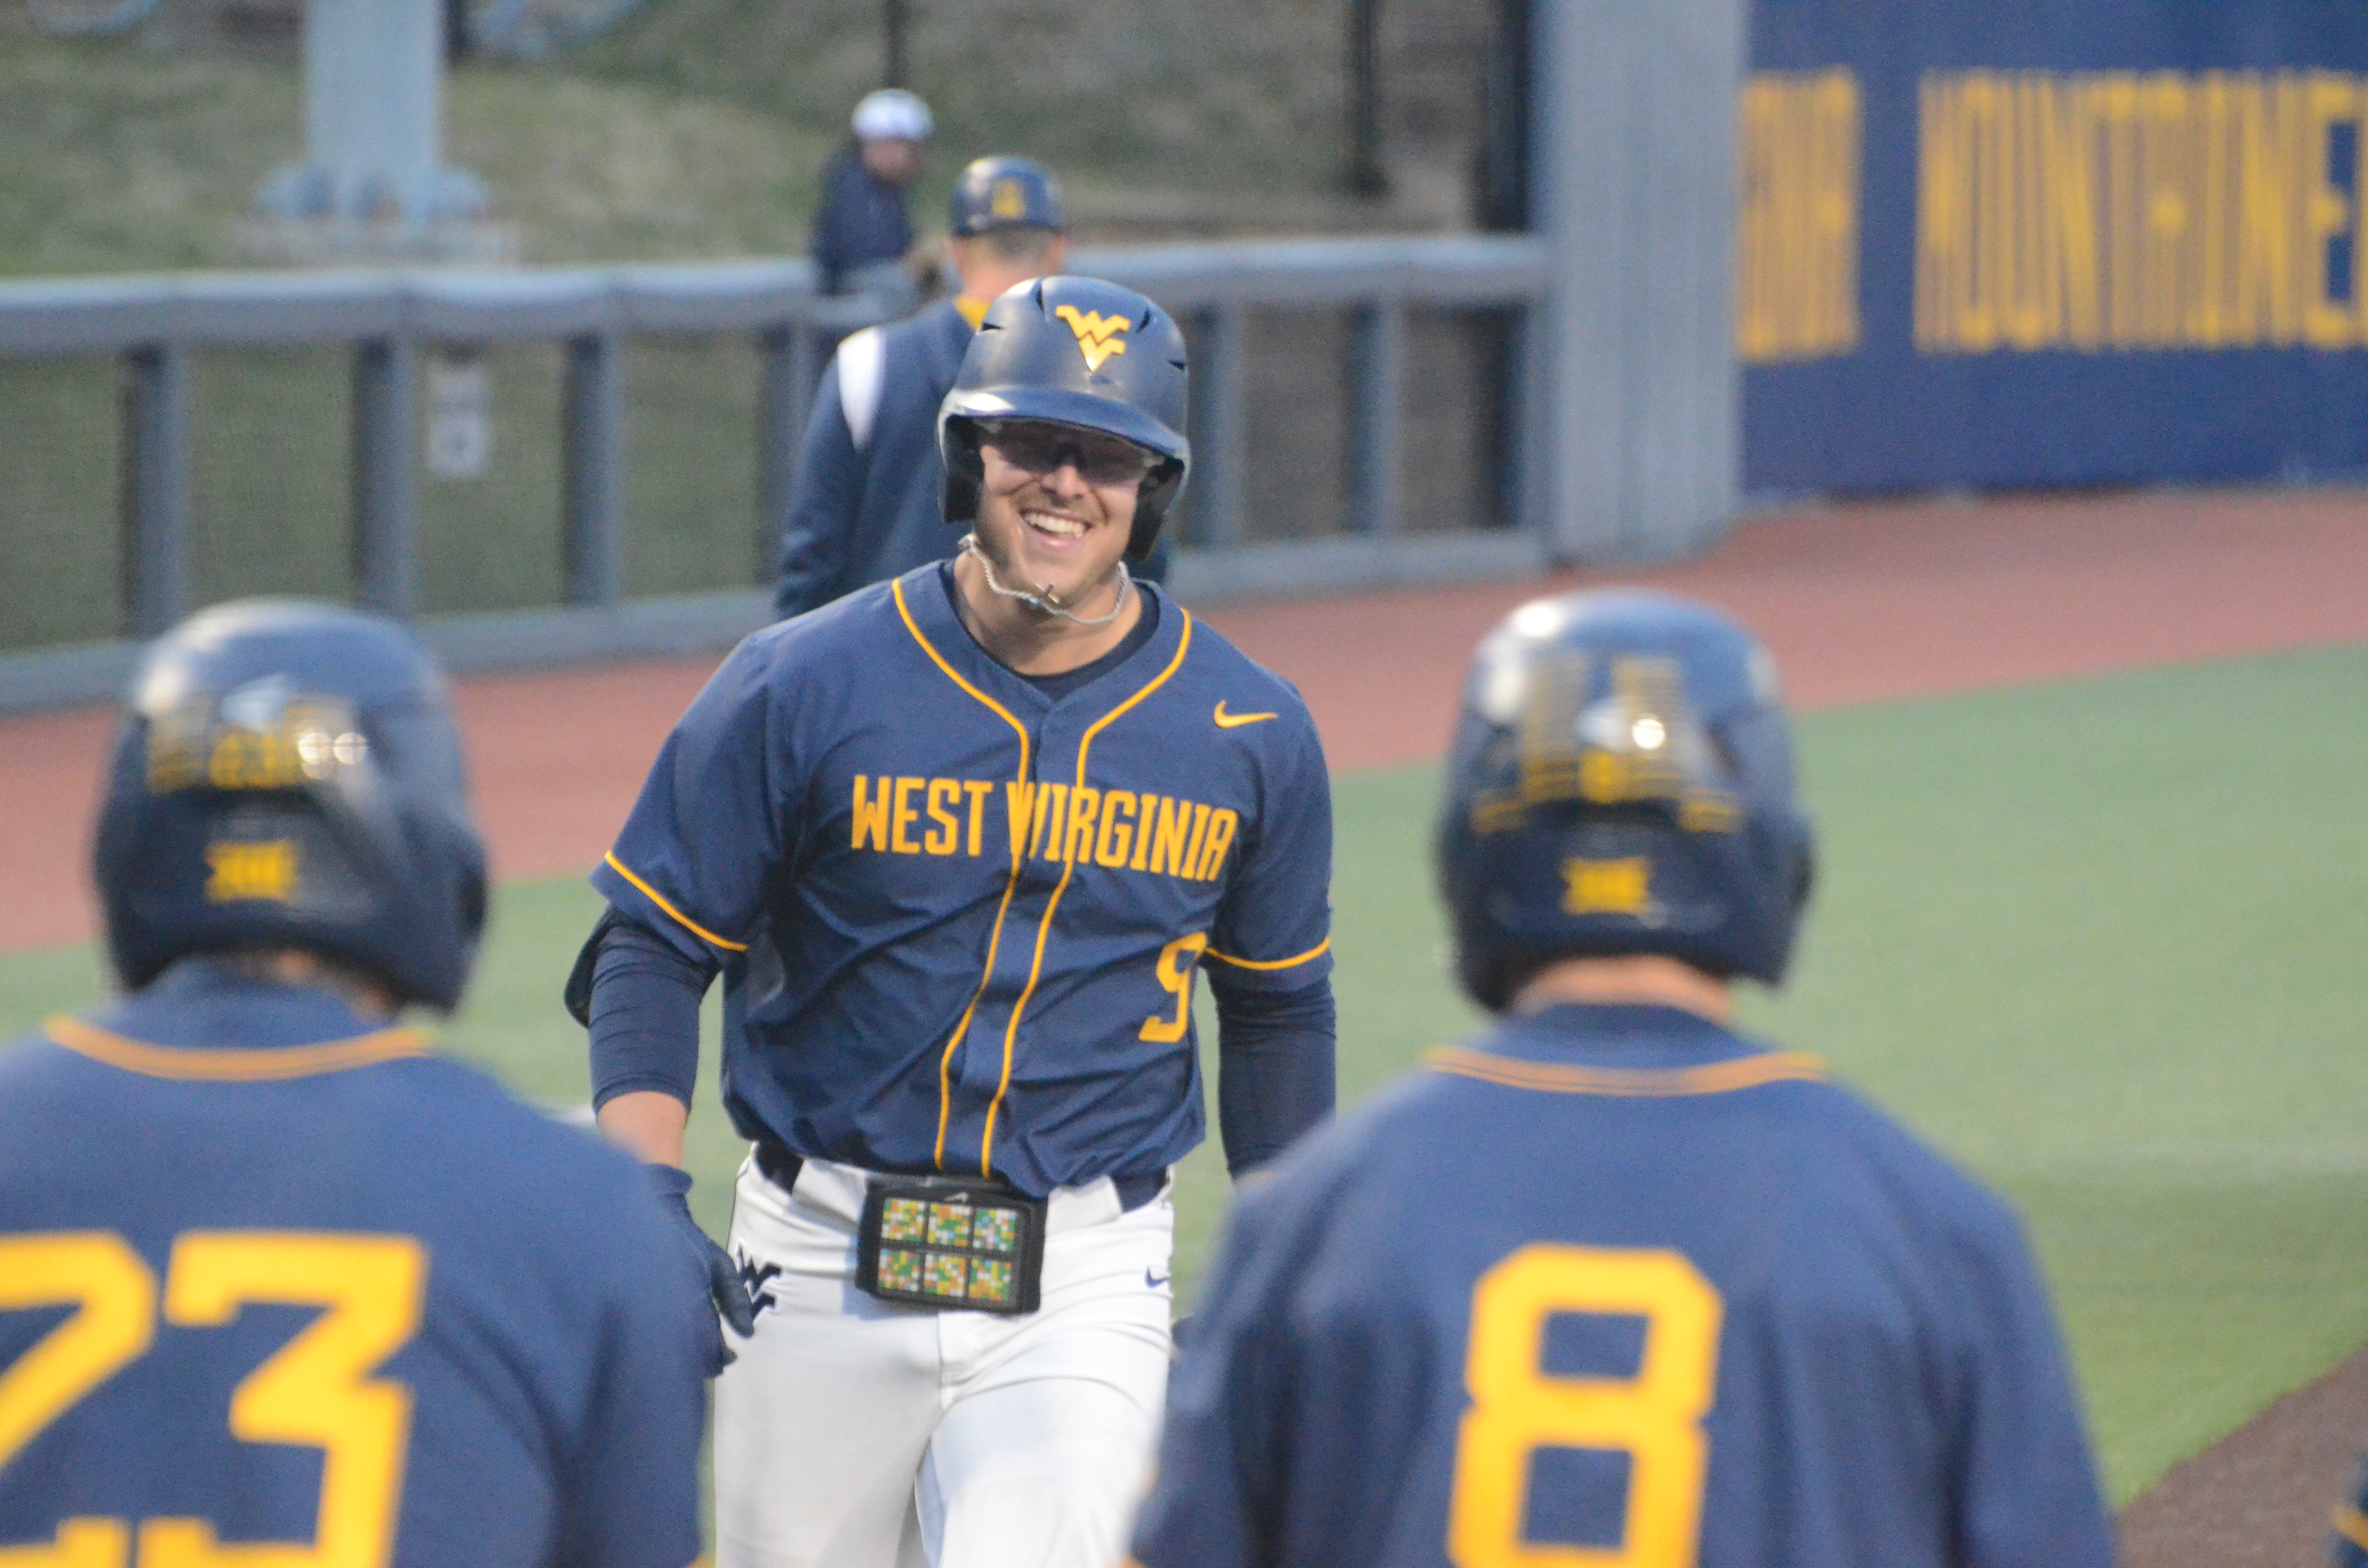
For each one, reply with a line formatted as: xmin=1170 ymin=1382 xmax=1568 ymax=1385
xmin=2121 ymin=1344 xmax=2368 ymax=1567
xmin=1 ymin=482 xmax=2367 ymax=1548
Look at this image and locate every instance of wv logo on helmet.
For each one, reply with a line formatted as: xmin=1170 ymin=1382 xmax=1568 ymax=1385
xmin=1055 ymin=305 xmax=1129 ymax=371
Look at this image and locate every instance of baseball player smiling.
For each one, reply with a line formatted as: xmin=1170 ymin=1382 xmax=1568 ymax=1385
xmin=575 ymin=277 xmax=1338 ymax=1568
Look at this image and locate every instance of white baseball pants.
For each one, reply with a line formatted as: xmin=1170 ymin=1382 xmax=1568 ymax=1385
xmin=714 ymin=1155 xmax=1174 ymax=1568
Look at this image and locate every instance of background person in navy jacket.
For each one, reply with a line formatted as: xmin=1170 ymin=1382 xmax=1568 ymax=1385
xmin=812 ymin=88 xmax=933 ymax=309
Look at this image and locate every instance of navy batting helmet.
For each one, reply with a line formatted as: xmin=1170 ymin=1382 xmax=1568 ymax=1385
xmin=939 ymin=275 xmax=1189 ymax=561
xmin=95 ymin=599 xmax=489 ymax=1012
xmin=950 ymin=156 xmax=1064 ymax=237
xmin=1436 ymin=590 xmax=1814 ymax=1011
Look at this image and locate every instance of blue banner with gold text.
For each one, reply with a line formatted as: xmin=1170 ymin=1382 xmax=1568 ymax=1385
xmin=1741 ymin=0 xmax=2368 ymax=495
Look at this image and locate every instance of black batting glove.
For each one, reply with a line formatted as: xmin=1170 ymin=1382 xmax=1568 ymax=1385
xmin=644 ymin=1164 xmax=757 ymax=1376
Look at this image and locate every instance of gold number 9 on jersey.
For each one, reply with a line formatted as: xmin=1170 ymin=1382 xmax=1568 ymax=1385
xmin=0 ymin=1230 xmax=425 ymax=1568
xmin=1138 ymin=932 xmax=1209 ymax=1043
xmin=1446 ymin=1245 xmax=1724 ymax=1568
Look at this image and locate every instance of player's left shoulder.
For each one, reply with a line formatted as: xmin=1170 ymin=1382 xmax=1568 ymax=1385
xmin=363 ymin=1054 xmax=678 ymax=1248
xmin=1198 ymin=1075 xmax=1444 ymax=1318
xmin=417 ymin=1055 xmax=648 ymax=1176
xmin=1170 ymin=600 xmax=1322 ymax=750
xmin=0 ymin=1025 xmax=92 ymax=1153
xmin=1805 ymin=1069 xmax=2040 ymax=1267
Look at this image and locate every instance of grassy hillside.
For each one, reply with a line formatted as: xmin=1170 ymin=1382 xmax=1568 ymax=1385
xmin=573 ymin=0 xmax=1350 ymax=209
xmin=0 ymin=13 xmax=834 ymax=276
xmin=0 ymin=0 xmax=1362 ymax=281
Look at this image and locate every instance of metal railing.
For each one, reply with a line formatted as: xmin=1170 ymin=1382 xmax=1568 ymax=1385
xmin=0 ymin=237 xmax=1548 ymax=710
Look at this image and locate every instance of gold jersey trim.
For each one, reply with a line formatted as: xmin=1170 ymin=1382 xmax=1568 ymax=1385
xmin=893 ymin=576 xmax=1037 ymax=1171
xmin=979 ymin=608 xmax=1196 ymax=1177
xmin=603 ymin=851 xmax=751 ymax=953
xmin=1202 ymin=938 xmax=1331 ymax=971
xmin=1424 ymin=1046 xmax=1828 ymax=1098
xmin=46 ymin=1016 xmax=431 ymax=1082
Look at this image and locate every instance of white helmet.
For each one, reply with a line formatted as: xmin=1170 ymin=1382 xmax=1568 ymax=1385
xmin=851 ymin=88 xmax=934 ymax=142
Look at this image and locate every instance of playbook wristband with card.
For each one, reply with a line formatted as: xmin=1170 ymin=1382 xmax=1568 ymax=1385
xmin=856 ymin=1176 xmax=1047 ymax=1315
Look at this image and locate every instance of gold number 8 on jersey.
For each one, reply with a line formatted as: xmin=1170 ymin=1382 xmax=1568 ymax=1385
xmin=1447 ymin=1245 xmax=1723 ymax=1568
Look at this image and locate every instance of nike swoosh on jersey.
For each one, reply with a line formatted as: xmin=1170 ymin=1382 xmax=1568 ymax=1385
xmin=1213 ymin=701 xmax=1278 ymax=728
xmin=1146 ymin=1267 xmax=1172 ymax=1288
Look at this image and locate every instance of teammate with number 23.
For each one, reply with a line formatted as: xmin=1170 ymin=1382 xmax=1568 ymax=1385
xmin=0 ymin=601 xmax=709 ymax=1568
xmin=1130 ymin=591 xmax=2115 ymax=1568
xmin=576 ymin=276 xmax=1336 ymax=1568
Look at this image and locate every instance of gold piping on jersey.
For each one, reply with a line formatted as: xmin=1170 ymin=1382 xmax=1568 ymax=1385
xmin=2332 ymin=1504 xmax=2368 ymax=1553
xmin=1423 ymin=1046 xmax=1827 ymax=1098
xmin=894 ymin=576 xmax=1036 ymax=1171
xmin=978 ymin=608 xmax=1196 ymax=1177
xmin=603 ymin=851 xmax=752 ymax=953
xmin=1202 ymin=937 xmax=1331 ymax=971
xmin=46 ymin=1016 xmax=431 ymax=1081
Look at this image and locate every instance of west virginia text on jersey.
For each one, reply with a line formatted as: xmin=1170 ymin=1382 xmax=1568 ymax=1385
xmin=595 ymin=563 xmax=1333 ymax=1198
xmin=847 ymin=775 xmax=1238 ymax=881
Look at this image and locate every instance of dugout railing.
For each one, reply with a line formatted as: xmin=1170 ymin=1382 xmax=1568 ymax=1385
xmin=0 ymin=1 xmax=1750 ymax=712
xmin=0 ymin=238 xmax=1549 ymax=711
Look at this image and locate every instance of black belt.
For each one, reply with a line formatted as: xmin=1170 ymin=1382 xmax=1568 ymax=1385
xmin=754 ymin=1140 xmax=1163 ymax=1213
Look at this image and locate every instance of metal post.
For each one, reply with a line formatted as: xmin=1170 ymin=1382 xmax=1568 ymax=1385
xmin=1500 ymin=305 xmax=1537 ymax=533
xmin=884 ymin=0 xmax=909 ymax=88
xmin=119 ymin=345 xmax=191 ymax=638
xmin=563 ymin=331 xmax=626 ymax=607
xmin=1478 ymin=0 xmax=1530 ymax=229
xmin=1187 ymin=306 xmax=1246 ymax=548
xmin=352 ymin=337 xmax=419 ymax=618
xmin=255 ymin=0 xmax=491 ymax=247
xmin=1529 ymin=0 xmax=1741 ymax=561
xmin=305 ymin=0 xmax=443 ymax=219
xmin=755 ymin=322 xmax=823 ymax=586
xmin=1347 ymin=301 xmax=1406 ymax=534
xmin=1346 ymin=0 xmax=1389 ymax=197
xmin=1625 ymin=0 xmax=1743 ymax=559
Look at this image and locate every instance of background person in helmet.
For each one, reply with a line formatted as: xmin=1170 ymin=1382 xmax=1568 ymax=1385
xmin=812 ymin=87 xmax=934 ymax=312
xmin=1129 ymin=590 xmax=2116 ymax=1568
xmin=573 ymin=277 xmax=1337 ymax=1568
xmin=0 ymin=600 xmax=710 ymax=1568
xmin=774 ymin=156 xmax=1164 ymax=622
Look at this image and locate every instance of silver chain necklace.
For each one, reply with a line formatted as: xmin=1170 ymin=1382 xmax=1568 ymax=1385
xmin=960 ymin=533 xmax=1134 ymax=628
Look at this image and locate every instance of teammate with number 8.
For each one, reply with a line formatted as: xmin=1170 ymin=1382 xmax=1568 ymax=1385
xmin=574 ymin=276 xmax=1336 ymax=1568
xmin=1130 ymin=590 xmax=2115 ymax=1568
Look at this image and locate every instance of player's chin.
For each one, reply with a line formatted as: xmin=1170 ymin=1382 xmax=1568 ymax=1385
xmin=1011 ymin=523 xmax=1115 ymax=586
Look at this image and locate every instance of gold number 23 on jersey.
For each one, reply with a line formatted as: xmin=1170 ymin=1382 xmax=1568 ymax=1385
xmin=1447 ymin=1245 xmax=1724 ymax=1568
xmin=0 ymin=1230 xmax=426 ymax=1568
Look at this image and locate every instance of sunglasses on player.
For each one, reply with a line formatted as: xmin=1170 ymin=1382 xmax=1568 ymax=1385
xmin=977 ymin=420 xmax=1163 ymax=488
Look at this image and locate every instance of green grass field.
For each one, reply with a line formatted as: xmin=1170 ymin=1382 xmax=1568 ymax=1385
xmin=5 ymin=642 xmax=2366 ymax=1503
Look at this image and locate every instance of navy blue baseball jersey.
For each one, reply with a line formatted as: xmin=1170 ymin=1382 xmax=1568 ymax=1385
xmin=0 ymin=961 xmax=708 ymax=1568
xmin=594 ymin=564 xmax=1334 ymax=1198
xmin=2332 ymin=1464 xmax=2368 ymax=1564
xmin=1132 ymin=1003 xmax=2116 ymax=1568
